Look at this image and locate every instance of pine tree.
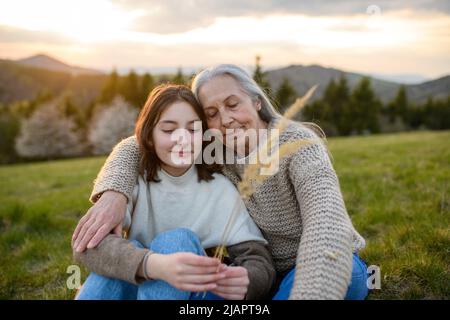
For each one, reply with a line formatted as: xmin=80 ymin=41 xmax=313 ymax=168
xmin=320 ymin=78 xmax=338 ymax=132
xmin=120 ymin=70 xmax=140 ymax=107
xmin=139 ymin=73 xmax=155 ymax=106
xmin=253 ymin=55 xmax=271 ymax=94
xmin=302 ymin=99 xmax=338 ymax=136
xmin=388 ymin=85 xmax=409 ymax=123
xmin=408 ymin=97 xmax=428 ymax=129
xmin=275 ymin=77 xmax=297 ymax=113
xmin=99 ymin=69 xmax=119 ymax=104
xmin=172 ymin=67 xmax=185 ymax=85
xmin=59 ymin=94 xmax=85 ymax=130
xmin=332 ymin=76 xmax=351 ymax=135
xmin=0 ymin=104 xmax=20 ymax=163
xmin=349 ymin=77 xmax=381 ymax=134
xmin=424 ymin=95 xmax=450 ymax=130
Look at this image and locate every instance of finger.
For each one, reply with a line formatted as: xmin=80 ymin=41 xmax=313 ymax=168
xmin=184 ymin=255 xmax=221 ymax=267
xmin=211 ymin=285 xmax=247 ymax=295
xmin=180 ymin=273 xmax=226 ymax=285
xmin=182 ymin=264 xmax=227 ymax=275
xmin=222 ymin=267 xmax=248 ymax=278
xmin=216 ymin=276 xmax=249 ymax=287
xmin=75 ymin=220 xmax=102 ymax=252
xmin=72 ymin=211 xmax=92 ymax=244
xmin=112 ymin=223 xmax=122 ymax=236
xmin=86 ymin=224 xmax=111 ymax=249
xmin=179 ymin=283 xmax=217 ymax=293
xmin=73 ymin=214 xmax=96 ymax=249
xmin=211 ymin=290 xmax=244 ymax=300
xmin=215 ymin=263 xmax=227 ymax=273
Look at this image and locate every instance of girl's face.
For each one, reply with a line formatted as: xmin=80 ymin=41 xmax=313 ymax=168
xmin=197 ymin=75 xmax=268 ymax=156
xmin=152 ymin=101 xmax=203 ymax=176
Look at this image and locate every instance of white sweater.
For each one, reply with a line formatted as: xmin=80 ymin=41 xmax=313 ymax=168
xmin=123 ymin=164 xmax=267 ymax=249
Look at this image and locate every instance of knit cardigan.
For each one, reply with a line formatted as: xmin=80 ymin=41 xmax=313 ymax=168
xmin=90 ymin=120 xmax=366 ymax=300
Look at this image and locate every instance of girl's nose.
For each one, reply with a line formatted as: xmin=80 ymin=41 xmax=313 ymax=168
xmin=175 ymin=129 xmax=191 ymax=146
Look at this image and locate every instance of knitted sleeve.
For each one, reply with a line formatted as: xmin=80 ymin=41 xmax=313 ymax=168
xmin=90 ymin=136 xmax=141 ymax=203
xmin=287 ymin=137 xmax=354 ymax=300
xmin=227 ymin=241 xmax=276 ymax=300
xmin=73 ymin=234 xmax=149 ymax=285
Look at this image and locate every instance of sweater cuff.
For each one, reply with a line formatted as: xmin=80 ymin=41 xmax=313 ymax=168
xmin=90 ymin=177 xmax=134 ymax=204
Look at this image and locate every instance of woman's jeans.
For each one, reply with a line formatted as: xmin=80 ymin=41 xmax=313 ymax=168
xmin=76 ymin=227 xmax=368 ymax=300
xmin=272 ymin=253 xmax=369 ymax=300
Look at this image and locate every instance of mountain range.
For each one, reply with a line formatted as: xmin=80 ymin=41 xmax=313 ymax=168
xmin=0 ymin=54 xmax=448 ymax=106
xmin=265 ymin=64 xmax=450 ymax=104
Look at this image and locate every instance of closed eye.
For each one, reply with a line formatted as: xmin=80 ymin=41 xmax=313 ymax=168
xmin=207 ymin=111 xmax=218 ymax=119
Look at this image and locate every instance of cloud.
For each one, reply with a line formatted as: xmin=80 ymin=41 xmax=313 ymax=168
xmin=0 ymin=25 xmax=72 ymax=44
xmin=112 ymin=0 xmax=450 ymax=34
xmin=1 ymin=0 xmax=448 ymax=78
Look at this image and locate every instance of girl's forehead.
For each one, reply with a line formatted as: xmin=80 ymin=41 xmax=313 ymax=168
xmin=158 ymin=101 xmax=200 ymax=123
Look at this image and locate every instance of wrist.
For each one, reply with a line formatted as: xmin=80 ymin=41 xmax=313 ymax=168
xmin=146 ymin=253 xmax=163 ymax=280
xmin=101 ymin=190 xmax=127 ymax=203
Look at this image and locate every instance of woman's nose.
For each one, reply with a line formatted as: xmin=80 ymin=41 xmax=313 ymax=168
xmin=220 ymin=110 xmax=233 ymax=128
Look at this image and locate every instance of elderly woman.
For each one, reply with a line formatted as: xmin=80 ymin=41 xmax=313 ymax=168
xmin=72 ymin=64 xmax=368 ymax=300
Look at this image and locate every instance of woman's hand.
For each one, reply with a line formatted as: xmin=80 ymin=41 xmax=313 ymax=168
xmin=72 ymin=190 xmax=127 ymax=252
xmin=147 ymin=252 xmax=228 ymax=292
xmin=211 ymin=266 xmax=249 ymax=300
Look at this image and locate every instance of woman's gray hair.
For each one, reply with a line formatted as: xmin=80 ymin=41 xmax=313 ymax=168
xmin=191 ymin=64 xmax=281 ymax=123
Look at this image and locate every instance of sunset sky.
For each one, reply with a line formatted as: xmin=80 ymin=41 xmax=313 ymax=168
xmin=0 ymin=0 xmax=449 ymax=80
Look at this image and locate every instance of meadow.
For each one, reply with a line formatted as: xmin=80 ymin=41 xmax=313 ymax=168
xmin=0 ymin=130 xmax=449 ymax=299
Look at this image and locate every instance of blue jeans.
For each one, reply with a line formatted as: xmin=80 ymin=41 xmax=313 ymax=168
xmin=272 ymin=253 xmax=369 ymax=300
xmin=76 ymin=228 xmax=223 ymax=300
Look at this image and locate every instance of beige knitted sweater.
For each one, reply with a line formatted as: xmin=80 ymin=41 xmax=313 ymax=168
xmin=90 ymin=120 xmax=366 ymax=300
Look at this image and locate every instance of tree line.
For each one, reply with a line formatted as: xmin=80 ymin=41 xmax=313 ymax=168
xmin=0 ymin=59 xmax=449 ymax=164
xmin=253 ymin=57 xmax=450 ymax=137
xmin=0 ymin=68 xmax=192 ymax=163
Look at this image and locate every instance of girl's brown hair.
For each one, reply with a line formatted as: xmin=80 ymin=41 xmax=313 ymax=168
xmin=135 ymin=83 xmax=221 ymax=183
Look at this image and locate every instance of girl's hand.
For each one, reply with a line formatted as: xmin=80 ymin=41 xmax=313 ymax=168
xmin=147 ymin=252 xmax=227 ymax=292
xmin=211 ymin=266 xmax=249 ymax=300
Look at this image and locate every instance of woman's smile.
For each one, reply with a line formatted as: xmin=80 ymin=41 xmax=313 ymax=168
xmin=224 ymin=126 xmax=246 ymax=139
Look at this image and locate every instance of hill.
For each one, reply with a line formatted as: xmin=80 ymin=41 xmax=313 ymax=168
xmin=265 ymin=64 xmax=449 ymax=104
xmin=16 ymin=54 xmax=102 ymax=76
xmin=0 ymin=58 xmax=107 ymax=106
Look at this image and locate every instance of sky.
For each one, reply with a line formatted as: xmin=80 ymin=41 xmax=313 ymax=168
xmin=0 ymin=0 xmax=449 ymax=80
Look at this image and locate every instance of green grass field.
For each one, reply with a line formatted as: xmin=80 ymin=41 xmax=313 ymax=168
xmin=1 ymin=130 xmax=449 ymax=299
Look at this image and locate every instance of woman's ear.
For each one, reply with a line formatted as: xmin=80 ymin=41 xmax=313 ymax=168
xmin=254 ymin=98 xmax=262 ymax=111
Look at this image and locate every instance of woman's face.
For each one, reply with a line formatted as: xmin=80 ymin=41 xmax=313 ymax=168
xmin=198 ymin=75 xmax=267 ymax=155
xmin=152 ymin=101 xmax=203 ymax=176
